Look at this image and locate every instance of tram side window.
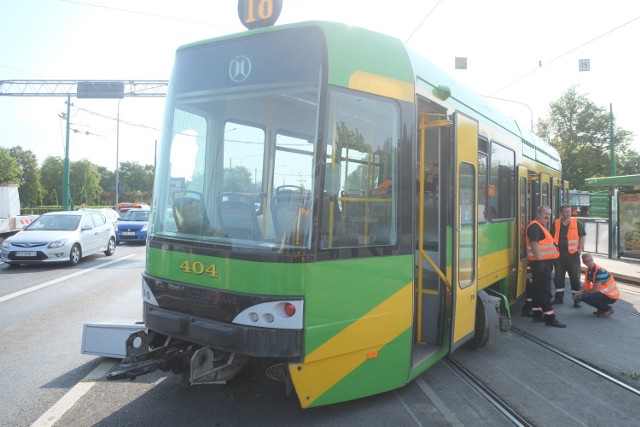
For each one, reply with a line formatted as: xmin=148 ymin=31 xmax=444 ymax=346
xmin=477 ymin=152 xmax=488 ymax=222
xmin=488 ymin=142 xmax=515 ymax=220
xmin=321 ymin=89 xmax=399 ymax=249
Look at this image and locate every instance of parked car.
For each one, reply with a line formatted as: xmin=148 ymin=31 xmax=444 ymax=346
xmin=115 ymin=208 xmax=150 ymax=244
xmin=1 ymin=211 xmax=116 ymax=266
xmin=78 ymin=208 xmax=119 ymax=228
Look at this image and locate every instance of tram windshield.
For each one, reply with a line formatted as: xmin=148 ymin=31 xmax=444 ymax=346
xmin=151 ymin=29 xmax=399 ymax=253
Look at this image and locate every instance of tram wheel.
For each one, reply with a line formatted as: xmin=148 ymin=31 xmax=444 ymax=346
xmin=466 ymin=291 xmax=500 ymax=350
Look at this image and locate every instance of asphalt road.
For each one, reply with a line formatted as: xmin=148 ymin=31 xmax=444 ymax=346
xmin=1 ymin=244 xmax=639 ymax=426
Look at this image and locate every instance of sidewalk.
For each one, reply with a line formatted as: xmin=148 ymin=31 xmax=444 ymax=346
xmin=586 ymin=253 xmax=640 ymax=286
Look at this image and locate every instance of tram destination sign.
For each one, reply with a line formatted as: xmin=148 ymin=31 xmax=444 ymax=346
xmin=238 ymin=0 xmax=283 ymax=30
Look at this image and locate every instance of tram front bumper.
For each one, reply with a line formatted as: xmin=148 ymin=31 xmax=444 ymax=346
xmin=144 ymin=302 xmax=302 ymax=358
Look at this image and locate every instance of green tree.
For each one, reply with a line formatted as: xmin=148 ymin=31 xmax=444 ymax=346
xmin=537 ymin=86 xmax=636 ymax=188
xmin=40 ymin=156 xmax=64 ymax=205
xmin=119 ymin=161 xmax=154 ymax=193
xmin=224 ymin=166 xmax=253 ymax=192
xmin=70 ymin=159 xmax=102 ymax=206
xmin=0 ymin=147 xmax=20 ymax=183
xmin=97 ymin=165 xmax=115 ymax=205
xmin=616 ymin=145 xmax=640 ymax=176
xmin=10 ymin=146 xmax=42 ymax=206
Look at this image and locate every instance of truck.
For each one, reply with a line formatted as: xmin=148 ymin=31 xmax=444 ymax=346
xmin=0 ymin=184 xmax=36 ymax=238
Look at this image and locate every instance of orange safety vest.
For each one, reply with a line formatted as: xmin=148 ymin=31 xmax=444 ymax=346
xmin=553 ymin=217 xmax=580 ymax=254
xmin=584 ymin=264 xmax=620 ymax=300
xmin=526 ymin=220 xmax=559 ymax=261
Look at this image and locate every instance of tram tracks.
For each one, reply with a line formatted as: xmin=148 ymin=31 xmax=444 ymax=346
xmin=443 ymin=356 xmax=533 ymax=427
xmin=511 ymin=326 xmax=640 ymax=397
xmin=440 ymin=321 xmax=640 ymax=426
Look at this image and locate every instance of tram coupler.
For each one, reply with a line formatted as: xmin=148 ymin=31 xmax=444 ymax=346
xmin=190 ymin=347 xmax=249 ymax=384
xmin=106 ymin=330 xmax=196 ymax=381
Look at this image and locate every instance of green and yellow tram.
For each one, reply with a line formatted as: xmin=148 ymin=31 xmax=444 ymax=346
xmin=113 ymin=19 xmax=567 ymax=408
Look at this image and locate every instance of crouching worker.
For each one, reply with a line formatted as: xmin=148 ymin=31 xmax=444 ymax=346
xmin=575 ymin=253 xmax=621 ymax=318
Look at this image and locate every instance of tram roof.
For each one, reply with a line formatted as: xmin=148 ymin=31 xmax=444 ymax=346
xmin=177 ymin=20 xmax=561 ymax=171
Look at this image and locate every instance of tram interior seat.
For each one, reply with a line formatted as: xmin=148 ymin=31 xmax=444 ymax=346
xmin=271 ymin=186 xmax=310 ymax=242
xmin=173 ymin=196 xmax=208 ymax=235
xmin=218 ymin=193 xmax=263 ymax=240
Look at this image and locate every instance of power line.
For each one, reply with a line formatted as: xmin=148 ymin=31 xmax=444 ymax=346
xmin=491 ymin=15 xmax=640 ymax=95
xmin=75 ymin=106 xmax=161 ymax=132
xmin=60 ymin=0 xmax=240 ymax=30
xmin=405 ymin=0 xmax=443 ymax=43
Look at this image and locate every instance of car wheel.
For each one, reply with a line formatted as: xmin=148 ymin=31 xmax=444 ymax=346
xmin=104 ymin=237 xmax=116 ymax=256
xmin=69 ymin=244 xmax=82 ymax=265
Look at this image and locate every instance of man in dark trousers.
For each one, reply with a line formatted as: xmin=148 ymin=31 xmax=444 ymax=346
xmin=551 ymin=204 xmax=586 ymax=306
xmin=526 ymin=205 xmax=566 ymax=327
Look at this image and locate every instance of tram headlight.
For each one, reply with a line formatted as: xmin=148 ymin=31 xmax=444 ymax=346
xmin=232 ymin=300 xmax=303 ymax=329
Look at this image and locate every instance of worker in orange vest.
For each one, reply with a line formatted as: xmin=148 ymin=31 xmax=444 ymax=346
xmin=576 ymin=254 xmax=621 ymax=318
xmin=550 ymin=204 xmax=586 ymax=306
xmin=526 ymin=205 xmax=566 ymax=327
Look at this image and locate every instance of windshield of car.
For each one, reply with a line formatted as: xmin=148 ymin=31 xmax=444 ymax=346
xmin=123 ymin=210 xmax=150 ymax=221
xmin=28 ymin=215 xmax=80 ymax=231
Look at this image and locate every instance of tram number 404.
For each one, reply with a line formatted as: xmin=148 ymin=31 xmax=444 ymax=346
xmin=180 ymin=260 xmax=219 ymax=278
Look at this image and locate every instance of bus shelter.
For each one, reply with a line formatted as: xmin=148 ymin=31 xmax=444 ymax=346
xmin=585 ymin=174 xmax=640 ymax=260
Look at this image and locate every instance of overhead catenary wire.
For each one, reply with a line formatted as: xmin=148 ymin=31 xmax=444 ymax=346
xmin=405 ymin=0 xmax=443 ymax=43
xmin=60 ymin=0 xmax=240 ymax=30
xmin=491 ymin=15 xmax=640 ymax=95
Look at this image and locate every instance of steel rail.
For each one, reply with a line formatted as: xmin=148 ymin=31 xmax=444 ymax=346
xmin=512 ymin=326 xmax=640 ymax=397
xmin=443 ymin=356 xmax=533 ymax=427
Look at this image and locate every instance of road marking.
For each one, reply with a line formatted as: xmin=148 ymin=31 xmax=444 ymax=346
xmin=31 ymin=360 xmax=117 ymax=427
xmin=415 ymin=377 xmax=464 ymax=427
xmin=0 ymin=254 xmax=137 ymax=304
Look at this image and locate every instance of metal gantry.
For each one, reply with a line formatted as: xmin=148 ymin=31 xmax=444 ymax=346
xmin=0 ymin=80 xmax=168 ymax=97
xmin=0 ymin=80 xmax=168 ymax=210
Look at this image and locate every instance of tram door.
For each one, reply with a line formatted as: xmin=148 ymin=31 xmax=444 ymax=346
xmin=517 ymin=166 xmax=529 ymax=298
xmin=451 ymin=112 xmax=478 ymax=349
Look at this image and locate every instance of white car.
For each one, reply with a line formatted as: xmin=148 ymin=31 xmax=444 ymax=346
xmin=1 ymin=211 xmax=116 ymax=266
xmin=78 ymin=207 xmax=119 ymax=228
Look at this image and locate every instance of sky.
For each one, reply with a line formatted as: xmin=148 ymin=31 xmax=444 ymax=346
xmin=1 ymin=0 xmax=640 ymax=171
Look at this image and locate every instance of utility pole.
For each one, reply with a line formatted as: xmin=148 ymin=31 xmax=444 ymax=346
xmin=608 ymin=103 xmax=615 ymax=258
xmin=609 ymin=104 xmax=615 ymax=176
xmin=63 ymin=95 xmax=71 ymax=209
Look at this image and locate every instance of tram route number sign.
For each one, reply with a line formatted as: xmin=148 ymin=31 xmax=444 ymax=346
xmin=238 ymin=0 xmax=283 ymax=30
xmin=579 ymin=59 xmax=590 ymax=71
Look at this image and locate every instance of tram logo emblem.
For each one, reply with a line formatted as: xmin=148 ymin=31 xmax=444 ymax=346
xmin=229 ymin=55 xmax=252 ymax=82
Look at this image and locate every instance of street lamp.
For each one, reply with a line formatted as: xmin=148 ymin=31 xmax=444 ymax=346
xmin=481 ymin=95 xmax=534 ymax=131
xmin=75 ymin=81 xmax=125 ymax=206
xmin=115 ymin=98 xmax=122 ymax=207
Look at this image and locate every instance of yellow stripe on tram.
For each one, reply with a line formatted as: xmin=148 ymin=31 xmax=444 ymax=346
xmin=289 ymin=283 xmax=413 ymax=407
xmin=348 ymin=71 xmax=415 ymax=102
